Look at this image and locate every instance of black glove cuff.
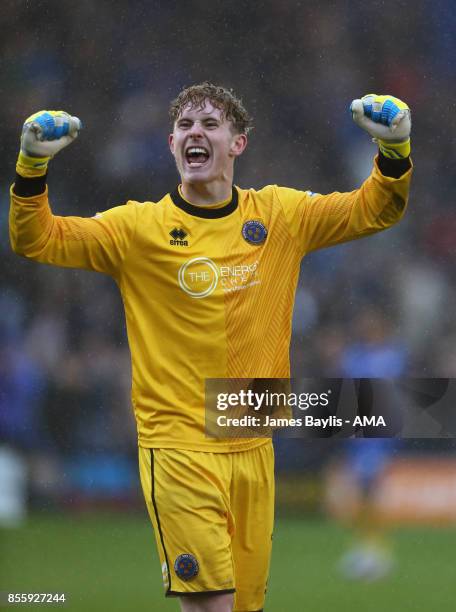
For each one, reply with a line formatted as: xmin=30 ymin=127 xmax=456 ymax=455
xmin=378 ymin=153 xmax=411 ymax=179
xmin=13 ymin=173 xmax=48 ymax=197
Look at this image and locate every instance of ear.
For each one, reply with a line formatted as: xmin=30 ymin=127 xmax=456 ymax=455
xmin=169 ymin=133 xmax=175 ymax=155
xmin=230 ymin=133 xmax=248 ymax=158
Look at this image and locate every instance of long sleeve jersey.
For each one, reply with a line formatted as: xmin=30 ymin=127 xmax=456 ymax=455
xmin=9 ymin=156 xmax=412 ymax=451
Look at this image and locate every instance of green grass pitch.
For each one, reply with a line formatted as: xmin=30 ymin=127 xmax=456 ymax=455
xmin=1 ymin=513 xmax=456 ymax=611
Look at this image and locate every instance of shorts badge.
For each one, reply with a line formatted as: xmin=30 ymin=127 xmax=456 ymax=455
xmin=242 ymin=220 xmax=268 ymax=245
xmin=174 ymin=553 xmax=199 ymax=581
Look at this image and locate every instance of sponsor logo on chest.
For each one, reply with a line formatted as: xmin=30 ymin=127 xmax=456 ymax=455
xmin=178 ymin=257 xmax=261 ymax=298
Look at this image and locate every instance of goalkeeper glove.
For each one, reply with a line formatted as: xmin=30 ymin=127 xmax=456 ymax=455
xmin=16 ymin=110 xmax=82 ymax=178
xmin=350 ymin=94 xmax=411 ymax=159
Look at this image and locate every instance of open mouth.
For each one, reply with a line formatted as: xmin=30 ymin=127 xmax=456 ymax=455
xmin=185 ymin=146 xmax=210 ymax=167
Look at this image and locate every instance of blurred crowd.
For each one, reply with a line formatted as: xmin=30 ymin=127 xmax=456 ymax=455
xmin=1 ymin=0 xmax=456 ymax=502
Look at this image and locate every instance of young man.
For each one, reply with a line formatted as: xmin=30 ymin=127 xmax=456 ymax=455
xmin=10 ymin=84 xmax=412 ymax=612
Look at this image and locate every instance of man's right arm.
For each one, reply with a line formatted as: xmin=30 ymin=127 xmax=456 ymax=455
xmin=10 ymin=110 xmax=137 ymax=276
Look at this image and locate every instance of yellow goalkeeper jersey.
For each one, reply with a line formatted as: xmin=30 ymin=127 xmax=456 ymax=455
xmin=9 ymin=157 xmax=411 ymax=451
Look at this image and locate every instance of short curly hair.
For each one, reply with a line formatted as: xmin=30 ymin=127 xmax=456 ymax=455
xmin=169 ymin=82 xmax=253 ymax=135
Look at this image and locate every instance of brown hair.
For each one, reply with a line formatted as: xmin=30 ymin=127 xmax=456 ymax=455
xmin=169 ymin=82 xmax=253 ymax=134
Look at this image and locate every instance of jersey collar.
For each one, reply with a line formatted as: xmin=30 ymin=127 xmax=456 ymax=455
xmin=170 ymin=186 xmax=238 ymax=219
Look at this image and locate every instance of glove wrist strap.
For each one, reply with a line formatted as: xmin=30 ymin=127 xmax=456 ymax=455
xmin=377 ymin=138 xmax=411 ymax=159
xmin=16 ymin=150 xmax=50 ymax=178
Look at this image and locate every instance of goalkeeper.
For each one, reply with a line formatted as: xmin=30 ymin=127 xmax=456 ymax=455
xmin=10 ymin=89 xmax=412 ymax=612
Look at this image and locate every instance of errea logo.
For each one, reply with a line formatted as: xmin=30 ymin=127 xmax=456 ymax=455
xmin=170 ymin=227 xmax=188 ymax=247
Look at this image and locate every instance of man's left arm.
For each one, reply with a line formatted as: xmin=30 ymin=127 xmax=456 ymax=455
xmin=276 ymin=94 xmax=412 ymax=255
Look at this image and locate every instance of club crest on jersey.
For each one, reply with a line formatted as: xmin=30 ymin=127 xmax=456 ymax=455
xmin=242 ymin=220 xmax=267 ymax=245
xmin=174 ymin=553 xmax=199 ymax=581
xmin=170 ymin=227 xmax=189 ymax=246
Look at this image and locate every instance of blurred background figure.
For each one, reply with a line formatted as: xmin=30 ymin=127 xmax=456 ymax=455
xmin=336 ymin=439 xmax=397 ymax=582
xmin=340 ymin=307 xmax=407 ymax=379
xmin=318 ymin=307 xmax=405 ymax=581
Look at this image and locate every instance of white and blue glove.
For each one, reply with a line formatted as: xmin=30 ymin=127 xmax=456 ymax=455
xmin=16 ymin=110 xmax=82 ymax=178
xmin=350 ymin=94 xmax=411 ymax=159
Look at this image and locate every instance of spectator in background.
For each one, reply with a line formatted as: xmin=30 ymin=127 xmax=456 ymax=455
xmin=341 ymin=306 xmax=407 ymax=378
xmin=337 ymin=438 xmax=397 ymax=581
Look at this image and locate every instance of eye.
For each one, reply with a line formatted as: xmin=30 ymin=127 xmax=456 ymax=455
xmin=178 ymin=121 xmax=192 ymax=129
xmin=205 ymin=121 xmax=218 ymax=129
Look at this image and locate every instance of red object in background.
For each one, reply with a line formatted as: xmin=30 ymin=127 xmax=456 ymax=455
xmin=326 ymin=458 xmax=456 ymax=525
xmin=424 ymin=213 xmax=456 ymax=259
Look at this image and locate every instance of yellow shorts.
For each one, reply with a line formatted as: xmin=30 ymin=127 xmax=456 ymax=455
xmin=138 ymin=441 xmax=274 ymax=612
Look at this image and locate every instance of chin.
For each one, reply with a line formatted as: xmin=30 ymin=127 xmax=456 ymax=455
xmin=182 ymin=169 xmax=214 ymax=184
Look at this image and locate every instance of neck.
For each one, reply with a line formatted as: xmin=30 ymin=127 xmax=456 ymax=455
xmin=180 ymin=179 xmax=233 ymax=206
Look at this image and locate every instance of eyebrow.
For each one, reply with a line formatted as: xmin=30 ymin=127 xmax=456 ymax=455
xmin=177 ymin=116 xmax=221 ymax=123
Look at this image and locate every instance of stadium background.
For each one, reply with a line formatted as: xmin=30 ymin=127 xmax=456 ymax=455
xmin=1 ymin=0 xmax=456 ymax=610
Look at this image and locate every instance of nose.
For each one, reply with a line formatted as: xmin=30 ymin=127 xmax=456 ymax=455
xmin=188 ymin=120 xmax=203 ymax=138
